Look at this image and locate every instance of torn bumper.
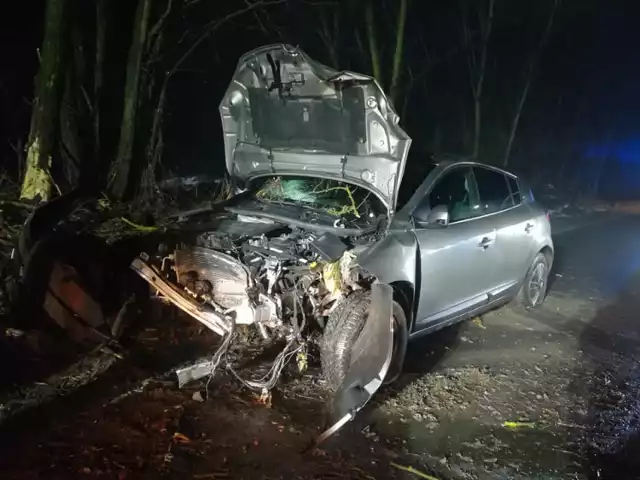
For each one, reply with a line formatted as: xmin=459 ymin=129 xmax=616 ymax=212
xmin=130 ymin=256 xmax=232 ymax=337
xmin=316 ymin=282 xmax=394 ymax=445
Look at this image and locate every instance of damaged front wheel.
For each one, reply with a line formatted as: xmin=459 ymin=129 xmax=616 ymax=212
xmin=321 ymin=290 xmax=407 ymax=392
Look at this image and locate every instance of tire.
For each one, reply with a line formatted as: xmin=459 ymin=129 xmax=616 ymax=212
xmin=321 ymin=290 xmax=407 ymax=392
xmin=518 ymin=252 xmax=550 ymax=308
xmin=383 ymin=301 xmax=408 ymax=386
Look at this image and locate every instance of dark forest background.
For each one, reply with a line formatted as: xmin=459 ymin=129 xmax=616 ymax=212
xmin=2 ymin=0 xmax=640 ymax=205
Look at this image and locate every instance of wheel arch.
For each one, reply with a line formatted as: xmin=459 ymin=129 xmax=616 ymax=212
xmin=539 ymin=245 xmax=554 ymax=270
xmin=389 ymin=280 xmax=415 ymax=332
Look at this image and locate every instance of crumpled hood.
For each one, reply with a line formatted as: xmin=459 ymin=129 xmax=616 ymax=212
xmin=219 ymin=44 xmax=411 ymax=213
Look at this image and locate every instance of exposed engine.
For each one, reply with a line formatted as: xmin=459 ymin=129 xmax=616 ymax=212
xmin=128 ymin=224 xmax=374 ymax=392
xmin=165 ymin=227 xmax=359 ymax=340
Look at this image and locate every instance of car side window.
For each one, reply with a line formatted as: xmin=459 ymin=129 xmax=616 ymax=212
xmin=474 ymin=167 xmax=514 ymax=214
xmin=507 ymin=176 xmax=521 ymax=205
xmin=421 ymin=167 xmax=480 ymax=222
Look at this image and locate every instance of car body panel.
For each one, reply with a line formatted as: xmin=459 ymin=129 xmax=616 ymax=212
xmin=413 ymin=213 xmax=503 ymax=327
xmin=355 ymin=159 xmax=553 ymax=336
xmin=219 ymin=44 xmax=411 ymax=211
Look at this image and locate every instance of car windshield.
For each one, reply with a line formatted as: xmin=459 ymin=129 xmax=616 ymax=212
xmin=251 ymin=176 xmax=385 ymax=223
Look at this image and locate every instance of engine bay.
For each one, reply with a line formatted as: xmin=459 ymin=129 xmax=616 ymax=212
xmin=191 ymin=225 xmax=368 ymax=328
xmin=131 ymin=220 xmax=377 ymax=390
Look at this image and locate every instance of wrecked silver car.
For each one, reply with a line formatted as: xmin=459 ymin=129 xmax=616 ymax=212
xmin=130 ymin=44 xmax=554 ymax=436
xmin=131 ymin=44 xmax=410 ymax=430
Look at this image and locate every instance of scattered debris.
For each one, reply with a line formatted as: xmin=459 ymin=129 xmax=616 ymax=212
xmin=471 ymin=317 xmax=486 ymax=329
xmin=192 ymin=391 xmax=205 ymax=403
xmin=503 ymin=421 xmax=536 ymax=429
xmin=172 ymin=432 xmax=191 ymax=444
xmin=390 ymin=462 xmax=440 ymax=480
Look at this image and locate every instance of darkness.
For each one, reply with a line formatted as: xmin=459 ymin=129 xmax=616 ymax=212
xmin=2 ymin=0 xmax=640 ymax=198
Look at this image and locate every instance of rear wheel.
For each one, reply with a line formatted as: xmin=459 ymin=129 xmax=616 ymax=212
xmin=518 ymin=253 xmax=550 ymax=308
xmin=321 ymin=291 xmax=407 ymax=392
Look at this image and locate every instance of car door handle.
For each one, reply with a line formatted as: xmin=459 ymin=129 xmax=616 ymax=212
xmin=525 ymin=222 xmax=535 ymax=233
xmin=478 ymin=237 xmax=494 ymax=249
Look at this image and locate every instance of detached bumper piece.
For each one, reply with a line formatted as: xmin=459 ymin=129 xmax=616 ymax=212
xmin=130 ymin=256 xmax=232 ymax=337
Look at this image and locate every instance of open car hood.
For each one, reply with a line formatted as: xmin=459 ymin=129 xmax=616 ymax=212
xmin=219 ymin=44 xmax=411 ymax=212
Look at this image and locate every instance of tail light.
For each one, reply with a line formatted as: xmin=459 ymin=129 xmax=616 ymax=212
xmin=545 ymin=211 xmax=550 ymax=221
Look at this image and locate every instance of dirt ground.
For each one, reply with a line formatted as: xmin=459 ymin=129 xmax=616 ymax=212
xmin=1 ymin=213 xmax=640 ymax=479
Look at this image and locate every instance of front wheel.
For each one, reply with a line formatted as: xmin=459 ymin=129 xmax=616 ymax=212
xmin=320 ymin=291 xmax=408 ymax=392
xmin=518 ymin=253 xmax=550 ymax=308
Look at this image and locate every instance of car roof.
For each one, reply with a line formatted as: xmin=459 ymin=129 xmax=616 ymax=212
xmin=433 ymin=158 xmax=517 ymax=178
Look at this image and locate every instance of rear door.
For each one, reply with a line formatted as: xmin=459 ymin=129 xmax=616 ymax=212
xmin=413 ymin=166 xmax=500 ymax=328
xmin=473 ymin=167 xmax=537 ymax=294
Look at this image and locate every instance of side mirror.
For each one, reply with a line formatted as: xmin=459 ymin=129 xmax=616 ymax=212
xmin=413 ymin=204 xmax=449 ymax=228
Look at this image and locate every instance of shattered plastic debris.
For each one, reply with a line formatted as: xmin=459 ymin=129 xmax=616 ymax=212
xmin=172 ymin=432 xmax=191 ymax=444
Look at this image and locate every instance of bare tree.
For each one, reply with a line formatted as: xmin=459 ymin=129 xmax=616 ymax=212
xmin=462 ymin=0 xmax=495 ymax=159
xmin=140 ymin=0 xmax=285 ymax=199
xmin=20 ymin=0 xmax=69 ymax=202
xmin=502 ymin=0 xmax=559 ymax=167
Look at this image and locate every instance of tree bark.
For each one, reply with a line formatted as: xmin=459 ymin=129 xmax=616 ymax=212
xmin=365 ymin=1 xmax=382 ymax=86
xmin=108 ymin=0 xmax=152 ymax=199
xmin=466 ymin=0 xmax=495 ymax=160
xmin=94 ymin=0 xmax=107 ymax=164
xmin=20 ymin=0 xmax=69 ymax=202
xmin=503 ymin=0 xmax=558 ymax=167
xmin=389 ymin=0 xmax=408 ymax=106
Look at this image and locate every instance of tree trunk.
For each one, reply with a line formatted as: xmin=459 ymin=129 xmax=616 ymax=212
xmin=502 ymin=0 xmax=558 ymax=167
xmin=108 ymin=0 xmax=152 ymax=199
xmin=365 ymin=1 xmax=382 ymax=86
xmin=502 ymin=75 xmax=531 ymax=167
xmin=20 ymin=0 xmax=69 ymax=202
xmin=389 ymin=0 xmax=408 ymax=106
xmin=317 ymin=8 xmax=340 ymax=67
xmin=471 ymin=0 xmax=494 ymax=160
xmin=94 ymin=0 xmax=106 ymax=163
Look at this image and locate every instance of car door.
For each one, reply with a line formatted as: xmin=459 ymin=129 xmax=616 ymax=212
xmin=473 ymin=167 xmax=536 ymax=294
xmin=413 ymin=166 xmax=500 ymax=328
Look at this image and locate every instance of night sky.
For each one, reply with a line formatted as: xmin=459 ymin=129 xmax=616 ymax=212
xmin=2 ymin=0 xmax=640 ymax=197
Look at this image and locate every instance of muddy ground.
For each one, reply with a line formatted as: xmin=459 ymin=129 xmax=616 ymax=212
xmin=1 ymin=213 xmax=640 ymax=479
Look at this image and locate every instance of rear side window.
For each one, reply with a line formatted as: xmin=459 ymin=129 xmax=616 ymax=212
xmin=474 ymin=168 xmax=513 ymax=214
xmin=507 ymin=176 xmax=522 ymax=205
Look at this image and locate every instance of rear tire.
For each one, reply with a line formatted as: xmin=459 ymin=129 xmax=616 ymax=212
xmin=518 ymin=253 xmax=549 ymax=308
xmin=321 ymin=291 xmax=407 ymax=392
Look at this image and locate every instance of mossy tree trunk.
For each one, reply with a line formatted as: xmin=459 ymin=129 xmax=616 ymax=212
xmin=20 ymin=0 xmax=69 ymax=202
